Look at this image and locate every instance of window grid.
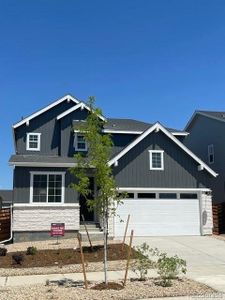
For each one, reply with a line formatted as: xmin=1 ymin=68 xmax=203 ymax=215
xmin=74 ymin=134 xmax=87 ymax=151
xmin=149 ymin=150 xmax=164 ymax=170
xmin=208 ymin=144 xmax=214 ymax=164
xmin=32 ymin=173 xmax=63 ymax=203
xmin=27 ymin=133 xmax=41 ymax=151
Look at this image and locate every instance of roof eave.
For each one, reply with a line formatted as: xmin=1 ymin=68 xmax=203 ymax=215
xmin=13 ymin=94 xmax=79 ymax=129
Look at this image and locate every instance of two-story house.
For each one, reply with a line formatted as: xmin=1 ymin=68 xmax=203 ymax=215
xmin=184 ymin=111 xmax=225 ymax=234
xmin=9 ymin=95 xmax=217 ymax=242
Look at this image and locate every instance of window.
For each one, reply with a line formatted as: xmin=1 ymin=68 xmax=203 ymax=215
xmin=180 ymin=193 xmax=197 ymax=199
xmin=30 ymin=172 xmax=65 ymax=203
xmin=138 ymin=193 xmax=156 ymax=199
xmin=208 ymin=144 xmax=214 ymax=164
xmin=74 ymin=134 xmax=87 ymax=151
xmin=26 ymin=133 xmax=41 ymax=151
xmin=149 ymin=150 xmax=164 ymax=170
xmin=159 ymin=193 xmax=177 ymax=199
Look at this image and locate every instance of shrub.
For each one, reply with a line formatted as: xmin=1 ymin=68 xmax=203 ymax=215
xmin=131 ymin=243 xmax=158 ymax=281
xmin=12 ymin=253 xmax=24 ymax=265
xmin=0 ymin=247 xmax=7 ymax=256
xmin=157 ymin=252 xmax=187 ymax=287
xmin=26 ymin=246 xmax=37 ymax=255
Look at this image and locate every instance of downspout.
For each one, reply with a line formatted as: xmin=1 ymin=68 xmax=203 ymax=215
xmin=0 ymin=205 xmax=13 ymax=244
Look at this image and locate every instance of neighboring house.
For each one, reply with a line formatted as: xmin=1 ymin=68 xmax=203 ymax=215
xmin=0 ymin=190 xmax=13 ymax=207
xmin=9 ymin=95 xmax=217 ymax=242
xmin=184 ymin=111 xmax=225 ymax=205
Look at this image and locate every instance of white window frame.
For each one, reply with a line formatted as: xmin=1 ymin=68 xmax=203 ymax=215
xmin=149 ymin=150 xmax=164 ymax=170
xmin=26 ymin=133 xmax=41 ymax=151
xmin=208 ymin=144 xmax=214 ymax=164
xmin=74 ymin=133 xmax=87 ymax=151
xmin=29 ymin=171 xmax=65 ymax=204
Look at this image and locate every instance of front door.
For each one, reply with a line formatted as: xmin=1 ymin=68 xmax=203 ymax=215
xmin=79 ymin=177 xmax=94 ymax=222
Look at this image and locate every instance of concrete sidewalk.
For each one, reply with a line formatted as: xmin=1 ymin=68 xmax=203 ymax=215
xmin=0 ymin=270 xmax=224 ymax=300
xmin=0 ymin=270 xmax=137 ymax=287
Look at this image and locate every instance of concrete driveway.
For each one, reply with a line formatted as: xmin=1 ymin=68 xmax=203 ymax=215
xmin=132 ymin=236 xmax=225 ymax=293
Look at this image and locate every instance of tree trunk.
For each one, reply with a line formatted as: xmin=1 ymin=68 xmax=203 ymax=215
xmin=103 ymin=211 xmax=108 ymax=284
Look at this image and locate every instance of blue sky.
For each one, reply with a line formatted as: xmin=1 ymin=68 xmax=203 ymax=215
xmin=1 ymin=0 xmax=225 ymax=188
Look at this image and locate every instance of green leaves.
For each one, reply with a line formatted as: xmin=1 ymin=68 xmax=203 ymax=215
xmin=131 ymin=242 xmax=187 ymax=286
xmin=70 ymin=96 xmax=123 ymax=217
xmin=157 ymin=252 xmax=187 ymax=287
xmin=131 ymin=243 xmax=157 ymax=281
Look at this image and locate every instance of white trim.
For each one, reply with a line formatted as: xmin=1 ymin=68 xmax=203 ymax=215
xmin=171 ymin=132 xmax=189 ymax=136
xmin=9 ymin=162 xmax=77 ymax=167
xmin=102 ymin=129 xmax=188 ymax=136
xmin=117 ymin=187 xmax=212 ymax=192
xmin=103 ymin=129 xmax=143 ymax=134
xmin=13 ymin=203 xmax=79 ymax=207
xmin=149 ymin=150 xmax=164 ymax=170
xmin=29 ymin=171 xmax=66 ymax=204
xmin=74 ymin=133 xmax=88 ymax=152
xmin=13 ymin=95 xmax=79 ymax=129
xmin=26 ymin=133 xmax=41 ymax=151
xmin=108 ymin=122 xmax=218 ymax=177
xmin=57 ymin=102 xmax=106 ymax=121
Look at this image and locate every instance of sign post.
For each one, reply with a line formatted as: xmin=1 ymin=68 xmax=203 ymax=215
xmin=50 ymin=223 xmax=65 ymax=244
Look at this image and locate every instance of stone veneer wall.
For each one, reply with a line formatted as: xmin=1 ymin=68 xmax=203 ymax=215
xmin=13 ymin=204 xmax=80 ymax=232
xmin=201 ymin=192 xmax=213 ymax=235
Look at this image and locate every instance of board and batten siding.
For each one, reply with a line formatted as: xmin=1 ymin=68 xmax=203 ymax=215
xmin=14 ymin=101 xmax=74 ymax=155
xmin=113 ymin=131 xmax=214 ymax=188
xmin=13 ymin=167 xmax=79 ymax=204
xmin=60 ymin=109 xmax=89 ymax=157
xmin=184 ymin=114 xmax=225 ymax=203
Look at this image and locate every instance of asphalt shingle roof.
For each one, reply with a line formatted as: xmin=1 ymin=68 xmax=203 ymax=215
xmin=197 ymin=110 xmax=225 ymax=121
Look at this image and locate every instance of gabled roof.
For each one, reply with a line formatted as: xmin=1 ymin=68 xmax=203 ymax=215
xmin=104 ymin=118 xmax=188 ymax=135
xmin=56 ymin=102 xmax=106 ymax=122
xmin=108 ymin=122 xmax=218 ymax=177
xmin=185 ymin=110 xmax=225 ymax=131
xmin=13 ymin=94 xmax=79 ymax=129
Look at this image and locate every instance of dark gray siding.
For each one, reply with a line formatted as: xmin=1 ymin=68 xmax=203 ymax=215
xmin=13 ymin=167 xmax=78 ymax=204
xmin=111 ymin=134 xmax=137 ymax=157
xmin=184 ymin=114 xmax=224 ymax=203
xmin=15 ymin=101 xmax=74 ymax=155
xmin=113 ymin=131 xmax=214 ymax=188
xmin=60 ymin=109 xmax=89 ymax=156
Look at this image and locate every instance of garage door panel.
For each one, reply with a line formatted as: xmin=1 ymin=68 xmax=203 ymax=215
xmin=115 ymin=197 xmax=200 ymax=236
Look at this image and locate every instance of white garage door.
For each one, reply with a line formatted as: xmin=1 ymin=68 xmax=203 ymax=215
xmin=114 ymin=193 xmax=200 ymax=236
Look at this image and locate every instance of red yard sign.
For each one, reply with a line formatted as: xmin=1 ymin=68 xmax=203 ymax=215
xmin=50 ymin=223 xmax=65 ymax=237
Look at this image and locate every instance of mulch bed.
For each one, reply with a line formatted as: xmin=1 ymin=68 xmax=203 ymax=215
xmin=91 ymin=282 xmax=124 ymax=290
xmin=0 ymin=243 xmax=136 ymax=269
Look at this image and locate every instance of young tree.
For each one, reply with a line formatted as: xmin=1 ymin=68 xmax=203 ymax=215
xmin=70 ymin=96 xmax=123 ymax=284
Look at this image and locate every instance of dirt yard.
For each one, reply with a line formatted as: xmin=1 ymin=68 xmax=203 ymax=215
xmin=0 ymin=243 xmax=136 ymax=268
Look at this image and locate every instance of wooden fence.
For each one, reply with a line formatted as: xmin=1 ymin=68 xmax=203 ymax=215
xmin=0 ymin=207 xmax=11 ymax=242
xmin=212 ymin=203 xmax=225 ymax=235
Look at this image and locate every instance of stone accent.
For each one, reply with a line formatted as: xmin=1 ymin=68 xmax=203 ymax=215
xmin=13 ymin=204 xmax=79 ymax=232
xmin=201 ymin=192 xmax=213 ymax=235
